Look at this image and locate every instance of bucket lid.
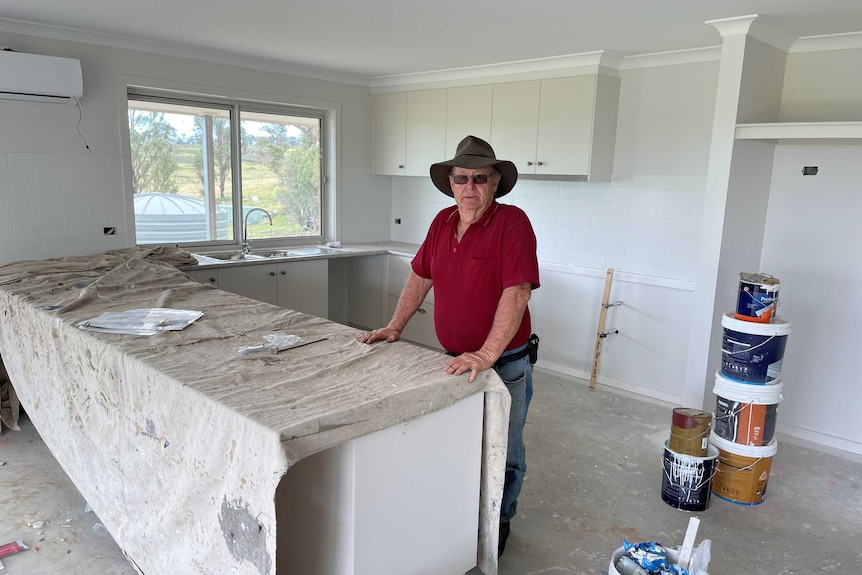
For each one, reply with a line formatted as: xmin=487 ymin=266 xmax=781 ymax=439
xmin=664 ymin=440 xmax=719 ymax=461
xmin=714 ymin=371 xmax=783 ymax=404
xmin=740 ymin=272 xmax=780 ymax=288
xmin=710 ymin=431 xmax=778 ymax=457
xmin=722 ymin=312 xmax=791 ymax=336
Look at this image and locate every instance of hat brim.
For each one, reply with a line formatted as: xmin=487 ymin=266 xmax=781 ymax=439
xmin=430 ymin=158 xmax=518 ymax=198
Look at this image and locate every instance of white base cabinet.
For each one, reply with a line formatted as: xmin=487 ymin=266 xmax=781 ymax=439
xmin=185 ymin=268 xmax=219 ymax=288
xmin=216 ymin=260 xmax=328 ymax=318
xmin=276 ymin=392 xmax=484 ymax=575
xmin=387 ymin=255 xmax=441 ymax=350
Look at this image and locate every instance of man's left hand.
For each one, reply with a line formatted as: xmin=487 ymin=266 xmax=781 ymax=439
xmin=444 ymin=349 xmax=497 ymax=383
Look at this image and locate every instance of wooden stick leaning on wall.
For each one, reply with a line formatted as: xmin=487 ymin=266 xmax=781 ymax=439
xmin=590 ymin=268 xmax=617 ymax=391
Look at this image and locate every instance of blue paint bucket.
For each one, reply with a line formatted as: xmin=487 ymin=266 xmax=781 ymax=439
xmin=661 ymin=441 xmax=718 ymax=511
xmin=720 ymin=313 xmax=791 ymax=384
xmin=735 ymin=273 xmax=780 ymax=323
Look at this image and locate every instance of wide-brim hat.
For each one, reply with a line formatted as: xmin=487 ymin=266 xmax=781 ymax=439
xmin=429 ymin=135 xmax=518 ymax=198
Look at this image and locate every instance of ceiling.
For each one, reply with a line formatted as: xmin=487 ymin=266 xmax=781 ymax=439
xmin=2 ymin=0 xmax=862 ymax=82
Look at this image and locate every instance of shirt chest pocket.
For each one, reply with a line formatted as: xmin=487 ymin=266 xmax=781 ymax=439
xmin=462 ymin=256 xmax=499 ymax=292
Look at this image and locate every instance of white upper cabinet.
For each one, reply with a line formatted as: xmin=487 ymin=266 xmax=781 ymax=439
xmin=489 ymin=81 xmax=542 ymax=175
xmin=371 ymin=92 xmax=407 ymax=175
xmin=405 ymin=89 xmax=447 ymax=176
xmin=371 ymin=90 xmax=447 ymax=176
xmin=372 ymin=74 xmax=620 ymax=181
xmin=445 ymin=85 xmax=493 ymax=158
xmin=490 ymin=76 xmax=620 ymax=180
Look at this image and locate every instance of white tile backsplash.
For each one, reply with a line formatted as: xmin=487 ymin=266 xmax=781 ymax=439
xmin=390 ymin=175 xmax=705 ymax=281
xmin=1 ymin=151 xmax=128 ymax=264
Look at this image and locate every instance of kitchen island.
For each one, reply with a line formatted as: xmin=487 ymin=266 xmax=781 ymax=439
xmin=0 ymin=247 xmax=509 ymax=575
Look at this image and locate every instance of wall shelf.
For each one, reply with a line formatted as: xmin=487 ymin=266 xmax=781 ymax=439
xmin=735 ymin=121 xmax=862 ymax=143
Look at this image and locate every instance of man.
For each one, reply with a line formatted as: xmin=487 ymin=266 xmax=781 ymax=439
xmin=358 ymin=135 xmax=540 ymax=557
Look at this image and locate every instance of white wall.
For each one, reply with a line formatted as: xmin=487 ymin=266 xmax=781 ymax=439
xmin=761 ymin=144 xmax=862 ymax=454
xmin=0 ymin=31 xmax=387 ymax=263
xmin=390 ymin=60 xmax=719 ymax=404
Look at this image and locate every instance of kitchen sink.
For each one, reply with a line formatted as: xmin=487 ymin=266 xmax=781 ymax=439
xmin=254 ymin=246 xmax=342 ymax=258
xmin=197 ymin=246 xmax=341 ymax=262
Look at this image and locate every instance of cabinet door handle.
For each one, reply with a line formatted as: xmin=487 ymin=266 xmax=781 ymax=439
xmin=526 ymin=161 xmax=533 ymax=166
xmin=417 ymin=307 xmax=426 ymax=314
xmin=269 ymin=271 xmax=276 ymax=276
xmin=208 ymin=277 xmax=216 ymax=283
xmin=398 ymin=164 xmax=404 ymax=169
xmin=280 ymin=271 xmax=286 ymax=275
xmin=537 ymin=161 xmax=544 ymax=166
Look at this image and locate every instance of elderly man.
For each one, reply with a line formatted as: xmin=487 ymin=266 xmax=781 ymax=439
xmin=359 ymin=135 xmax=540 ymax=556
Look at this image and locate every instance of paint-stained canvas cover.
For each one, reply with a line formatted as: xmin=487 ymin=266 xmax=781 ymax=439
xmin=0 ymin=247 xmax=508 ymax=575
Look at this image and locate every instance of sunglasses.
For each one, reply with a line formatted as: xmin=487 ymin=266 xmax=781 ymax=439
xmin=449 ymin=173 xmax=498 ymax=185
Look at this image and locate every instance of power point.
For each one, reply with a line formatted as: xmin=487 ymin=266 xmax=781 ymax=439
xmin=394 ymin=218 xmax=401 ymax=224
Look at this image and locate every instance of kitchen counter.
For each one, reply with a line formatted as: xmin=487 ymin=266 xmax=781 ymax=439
xmin=0 ymin=246 xmax=508 ymax=575
xmin=185 ymin=241 xmax=420 ymax=269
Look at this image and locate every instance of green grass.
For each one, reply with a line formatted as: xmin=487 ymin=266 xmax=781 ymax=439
xmin=170 ymin=143 xmax=311 ymax=238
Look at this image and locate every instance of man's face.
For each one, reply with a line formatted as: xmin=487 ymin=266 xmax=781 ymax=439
xmin=449 ymin=168 xmax=499 ymax=215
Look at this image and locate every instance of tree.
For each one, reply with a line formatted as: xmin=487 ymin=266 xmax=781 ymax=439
xmin=128 ymin=110 xmax=179 ymax=194
xmin=257 ymin=124 xmax=321 ymax=234
xmin=192 ymin=116 xmax=240 ymax=200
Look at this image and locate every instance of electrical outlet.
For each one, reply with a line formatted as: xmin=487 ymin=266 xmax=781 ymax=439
xmin=103 ymin=227 xmax=117 ymax=235
xmin=395 ymin=218 xmax=401 ymax=224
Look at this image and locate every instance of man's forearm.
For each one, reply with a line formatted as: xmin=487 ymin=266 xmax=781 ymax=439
xmin=388 ymin=272 xmax=433 ymax=332
xmin=476 ymin=283 xmax=532 ymax=363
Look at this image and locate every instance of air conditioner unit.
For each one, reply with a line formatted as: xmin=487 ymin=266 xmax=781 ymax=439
xmin=0 ymin=50 xmax=83 ymax=104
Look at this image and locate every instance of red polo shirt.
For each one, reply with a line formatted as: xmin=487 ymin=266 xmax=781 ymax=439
xmin=412 ymin=202 xmax=540 ymax=354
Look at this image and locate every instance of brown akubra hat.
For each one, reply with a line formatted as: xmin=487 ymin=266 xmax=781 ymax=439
xmin=429 ymin=135 xmax=518 ymax=198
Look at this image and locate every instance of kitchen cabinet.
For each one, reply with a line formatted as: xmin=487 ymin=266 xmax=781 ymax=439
xmin=276 ymin=259 xmax=328 ymax=319
xmin=445 ymin=85 xmax=493 ymax=158
xmin=219 ymin=263 xmax=278 ymax=305
xmin=217 ymin=260 xmax=328 ymax=318
xmin=405 ymin=89 xmax=447 ymax=176
xmin=346 ymin=255 xmax=386 ymax=330
xmin=370 ymin=92 xmax=406 ymax=175
xmin=490 ymin=75 xmax=620 ymax=180
xmin=185 ymin=268 xmax=219 ymax=288
xmin=387 ymin=255 xmax=440 ymax=350
xmin=370 ymin=90 xmax=447 ymax=176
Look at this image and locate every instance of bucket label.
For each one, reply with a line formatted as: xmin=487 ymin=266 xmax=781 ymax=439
xmin=736 ymin=279 xmax=779 ymax=322
xmin=661 ymin=446 xmax=716 ymax=512
xmin=721 ymin=329 xmax=788 ymax=384
xmin=714 ymin=397 xmax=778 ymax=446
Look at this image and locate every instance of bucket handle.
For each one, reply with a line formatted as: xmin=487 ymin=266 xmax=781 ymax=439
xmin=662 ymin=458 xmax=718 ymax=490
xmin=722 ymin=334 xmax=777 ymax=356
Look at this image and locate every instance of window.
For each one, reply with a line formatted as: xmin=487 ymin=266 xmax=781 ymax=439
xmin=127 ymin=91 xmax=324 ymax=249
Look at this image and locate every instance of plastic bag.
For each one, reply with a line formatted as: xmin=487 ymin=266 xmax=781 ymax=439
xmin=689 ymin=540 xmax=711 ymax=575
xmin=237 ymin=333 xmax=301 ymax=355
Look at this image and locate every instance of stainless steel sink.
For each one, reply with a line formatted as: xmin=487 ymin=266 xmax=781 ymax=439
xmin=203 ymin=252 xmax=267 ymax=261
xmin=255 ymin=246 xmax=342 ymax=258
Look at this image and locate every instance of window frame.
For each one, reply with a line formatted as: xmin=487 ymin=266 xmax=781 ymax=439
xmin=126 ymin=88 xmax=329 ymax=252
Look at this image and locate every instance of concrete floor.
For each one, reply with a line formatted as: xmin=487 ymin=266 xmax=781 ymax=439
xmin=2 ymin=367 xmax=861 ymax=574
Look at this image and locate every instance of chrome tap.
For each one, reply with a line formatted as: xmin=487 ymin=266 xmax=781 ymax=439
xmin=242 ymin=207 xmax=273 ymax=254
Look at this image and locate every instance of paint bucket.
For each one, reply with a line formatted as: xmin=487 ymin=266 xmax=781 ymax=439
xmin=720 ymin=312 xmax=791 ymax=384
xmin=710 ymin=432 xmax=777 ymax=505
xmin=609 ymin=545 xmax=681 ymax=575
xmin=661 ymin=441 xmax=718 ymax=511
xmin=669 ymin=407 xmax=712 ymax=457
xmin=735 ymin=273 xmax=780 ymax=323
xmin=713 ymin=372 xmax=782 ymax=446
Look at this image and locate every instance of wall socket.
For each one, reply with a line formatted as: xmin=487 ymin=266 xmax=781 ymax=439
xmin=394 ymin=218 xmax=401 ymax=224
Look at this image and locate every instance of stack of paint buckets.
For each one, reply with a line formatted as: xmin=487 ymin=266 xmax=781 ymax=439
xmin=710 ymin=273 xmax=791 ymax=506
xmin=661 ymin=407 xmax=717 ymax=511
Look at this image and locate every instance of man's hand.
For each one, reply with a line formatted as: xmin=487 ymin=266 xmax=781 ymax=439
xmin=357 ymin=325 xmax=402 ymax=344
xmin=444 ymin=349 xmax=497 ymax=383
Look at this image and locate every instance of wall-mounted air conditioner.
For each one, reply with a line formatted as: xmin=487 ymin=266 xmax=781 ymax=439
xmin=0 ymin=50 xmax=83 ymax=104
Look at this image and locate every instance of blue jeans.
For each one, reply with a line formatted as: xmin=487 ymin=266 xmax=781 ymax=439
xmin=494 ymin=343 xmax=533 ymax=524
